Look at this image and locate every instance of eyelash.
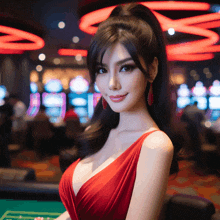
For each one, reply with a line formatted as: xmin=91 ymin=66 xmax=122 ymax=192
xmin=95 ymin=64 xmax=136 ymax=75
xmin=120 ymin=64 xmax=136 ymax=72
xmin=96 ymin=67 xmax=107 ymax=75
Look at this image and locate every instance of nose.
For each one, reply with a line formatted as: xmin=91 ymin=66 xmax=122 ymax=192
xmin=108 ymin=74 xmax=121 ymax=90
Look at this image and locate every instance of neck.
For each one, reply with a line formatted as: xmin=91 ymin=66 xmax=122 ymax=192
xmin=117 ymin=102 xmax=157 ymax=133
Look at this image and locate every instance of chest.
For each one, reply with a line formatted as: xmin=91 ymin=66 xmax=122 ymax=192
xmin=72 ymin=131 xmax=145 ymax=196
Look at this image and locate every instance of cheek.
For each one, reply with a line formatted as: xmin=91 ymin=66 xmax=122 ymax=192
xmin=131 ymin=77 xmax=148 ymax=94
xmin=95 ymin=76 xmax=105 ymax=94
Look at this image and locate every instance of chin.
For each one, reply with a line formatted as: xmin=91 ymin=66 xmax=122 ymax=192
xmin=108 ymin=103 xmax=133 ymax=113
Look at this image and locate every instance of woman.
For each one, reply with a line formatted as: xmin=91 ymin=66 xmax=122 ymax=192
xmin=58 ymin=3 xmax=178 ymax=220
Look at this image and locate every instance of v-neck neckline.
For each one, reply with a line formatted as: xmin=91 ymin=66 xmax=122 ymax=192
xmin=72 ymin=129 xmax=158 ymax=198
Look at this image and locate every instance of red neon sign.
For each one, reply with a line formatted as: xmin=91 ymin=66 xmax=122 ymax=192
xmin=0 ymin=49 xmax=24 ymax=54
xmin=58 ymin=49 xmax=88 ymax=56
xmin=0 ymin=25 xmax=45 ymax=54
xmin=78 ymin=1 xmax=220 ymax=61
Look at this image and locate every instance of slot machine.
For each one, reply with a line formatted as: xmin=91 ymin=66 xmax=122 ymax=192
xmin=42 ymin=79 xmax=66 ymax=123
xmin=208 ymin=80 xmax=220 ymax=122
xmin=176 ymin=84 xmax=191 ymax=111
xmin=0 ymin=85 xmax=7 ymax=106
xmin=91 ymin=82 xmax=102 ymax=114
xmin=68 ymin=76 xmax=90 ymax=124
xmin=191 ymin=81 xmax=207 ymax=110
xmin=26 ymin=82 xmax=40 ymax=117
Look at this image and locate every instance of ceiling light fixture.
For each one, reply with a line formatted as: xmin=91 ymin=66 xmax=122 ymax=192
xmin=58 ymin=21 xmax=65 ymax=29
xmin=0 ymin=25 xmax=45 ymax=54
xmin=72 ymin=36 xmax=80 ymax=43
xmin=58 ymin=49 xmax=87 ymax=56
xmin=38 ymin=53 xmax=46 ymax=61
xmin=78 ymin=1 xmax=220 ymax=61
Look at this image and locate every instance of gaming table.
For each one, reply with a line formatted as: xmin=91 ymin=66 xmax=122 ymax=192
xmin=0 ymin=181 xmax=66 ymax=220
xmin=0 ymin=199 xmax=66 ymax=220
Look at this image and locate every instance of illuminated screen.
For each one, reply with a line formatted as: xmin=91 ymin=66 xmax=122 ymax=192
xmin=177 ymin=97 xmax=191 ymax=109
xmin=80 ymin=117 xmax=88 ymax=124
xmin=69 ymin=76 xmax=89 ymax=93
xmin=30 ymin=82 xmax=38 ymax=93
xmin=0 ymin=85 xmax=6 ymax=99
xmin=209 ymin=97 xmax=220 ymax=110
xmin=68 ymin=93 xmax=88 ymax=106
xmin=30 ymin=94 xmax=40 ymax=106
xmin=93 ymin=93 xmax=102 ymax=107
xmin=74 ymin=107 xmax=87 ymax=117
xmin=71 ymin=98 xmax=87 ymax=106
xmin=43 ymin=94 xmax=64 ymax=107
xmin=44 ymin=79 xmax=63 ymax=93
xmin=29 ymin=107 xmax=37 ymax=116
xmin=177 ymin=84 xmax=190 ymax=97
xmin=27 ymin=93 xmax=40 ymax=117
xmin=210 ymin=110 xmax=220 ymax=121
xmin=191 ymin=97 xmax=207 ymax=110
xmin=46 ymin=107 xmax=61 ymax=117
xmin=50 ymin=117 xmax=58 ymax=123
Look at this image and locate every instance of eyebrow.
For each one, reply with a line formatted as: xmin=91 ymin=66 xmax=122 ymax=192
xmin=96 ymin=57 xmax=133 ymax=67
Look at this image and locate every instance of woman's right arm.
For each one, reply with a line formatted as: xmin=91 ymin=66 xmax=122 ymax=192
xmin=55 ymin=211 xmax=71 ymax=220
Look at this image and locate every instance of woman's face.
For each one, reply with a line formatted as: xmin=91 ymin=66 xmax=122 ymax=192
xmin=95 ymin=43 xmax=153 ymax=113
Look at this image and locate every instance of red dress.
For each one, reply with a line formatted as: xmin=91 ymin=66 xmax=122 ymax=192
xmin=59 ymin=130 xmax=157 ymax=220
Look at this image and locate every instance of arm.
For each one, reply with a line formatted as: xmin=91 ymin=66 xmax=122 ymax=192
xmin=125 ymin=131 xmax=174 ymax=220
xmin=85 ymin=125 xmax=91 ymax=131
xmin=55 ymin=211 xmax=71 ymax=220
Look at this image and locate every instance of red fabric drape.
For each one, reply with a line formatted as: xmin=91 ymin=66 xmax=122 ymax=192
xmin=59 ymin=130 xmax=157 ymax=220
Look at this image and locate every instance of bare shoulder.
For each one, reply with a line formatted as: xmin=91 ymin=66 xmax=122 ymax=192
xmin=54 ymin=211 xmax=70 ymax=220
xmin=125 ymin=130 xmax=174 ymax=219
xmin=143 ymin=130 xmax=174 ymax=153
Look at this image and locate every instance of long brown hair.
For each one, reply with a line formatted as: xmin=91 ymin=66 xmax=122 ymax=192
xmin=75 ymin=3 xmax=180 ymax=176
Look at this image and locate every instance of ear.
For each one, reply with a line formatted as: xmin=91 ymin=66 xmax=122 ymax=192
xmin=148 ymin=57 xmax=158 ymax=83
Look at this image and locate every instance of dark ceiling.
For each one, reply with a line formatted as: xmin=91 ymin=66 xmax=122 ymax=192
xmin=1 ymin=0 xmax=220 ymax=67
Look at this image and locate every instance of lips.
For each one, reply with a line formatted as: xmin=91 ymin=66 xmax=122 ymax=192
xmin=109 ymin=94 xmax=127 ymax=102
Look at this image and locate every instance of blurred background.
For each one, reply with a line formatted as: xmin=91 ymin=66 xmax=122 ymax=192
xmin=1 ymin=0 xmax=220 ymax=216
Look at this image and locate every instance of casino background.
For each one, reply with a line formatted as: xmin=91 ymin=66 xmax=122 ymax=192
xmin=1 ymin=0 xmax=220 ymax=124
xmin=0 ymin=0 xmax=220 ymax=123
xmin=1 ymin=0 xmax=220 ymax=217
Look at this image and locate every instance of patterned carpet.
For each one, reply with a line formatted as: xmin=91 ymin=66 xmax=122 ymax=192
xmin=11 ymin=150 xmax=63 ymax=183
xmin=168 ymin=160 xmax=220 ymax=211
xmin=10 ymin=150 xmax=220 ymax=212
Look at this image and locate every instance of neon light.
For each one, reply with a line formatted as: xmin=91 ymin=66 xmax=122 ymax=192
xmin=140 ymin=1 xmax=210 ymax=10
xmin=209 ymin=80 xmax=220 ymax=96
xmin=194 ymin=20 xmax=220 ymax=29
xmin=79 ymin=2 xmax=210 ymax=35
xmin=58 ymin=49 xmax=88 ymax=56
xmin=79 ymin=6 xmax=116 ymax=35
xmin=0 ymin=25 xmax=45 ymax=52
xmin=78 ymin=1 xmax=220 ymax=61
xmin=26 ymin=93 xmax=40 ymax=117
xmin=0 ymin=49 xmax=24 ymax=54
xmin=177 ymin=84 xmax=190 ymax=97
xmin=42 ymin=92 xmax=66 ymax=118
xmin=167 ymin=53 xmax=214 ymax=61
xmin=176 ymin=13 xmax=220 ymax=25
xmin=70 ymin=76 xmax=89 ymax=93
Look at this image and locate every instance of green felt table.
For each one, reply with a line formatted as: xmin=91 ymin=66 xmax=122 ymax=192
xmin=0 ymin=199 xmax=66 ymax=220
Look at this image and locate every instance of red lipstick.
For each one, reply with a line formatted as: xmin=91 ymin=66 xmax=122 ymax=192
xmin=109 ymin=94 xmax=127 ymax=102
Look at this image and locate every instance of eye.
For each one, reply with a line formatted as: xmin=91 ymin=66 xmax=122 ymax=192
xmin=120 ymin=64 xmax=136 ymax=72
xmin=96 ymin=67 xmax=107 ymax=74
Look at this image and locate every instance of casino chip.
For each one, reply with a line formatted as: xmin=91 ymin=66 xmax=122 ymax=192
xmin=34 ymin=217 xmax=44 ymax=220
